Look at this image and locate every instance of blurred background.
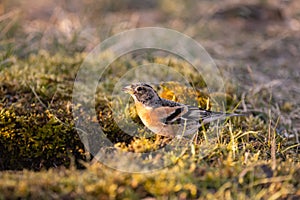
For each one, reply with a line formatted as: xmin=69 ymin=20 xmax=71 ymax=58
xmin=1 ymin=0 xmax=299 ymax=142
xmin=1 ymin=0 xmax=299 ymax=54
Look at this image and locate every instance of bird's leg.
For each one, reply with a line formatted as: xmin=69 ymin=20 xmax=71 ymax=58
xmin=155 ymin=134 xmax=172 ymax=146
xmin=181 ymin=119 xmax=188 ymax=137
xmin=189 ymin=131 xmax=199 ymax=156
xmin=191 ymin=131 xmax=199 ymax=144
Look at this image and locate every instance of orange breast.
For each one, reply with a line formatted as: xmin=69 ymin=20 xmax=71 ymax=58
xmin=134 ymin=102 xmax=177 ymax=137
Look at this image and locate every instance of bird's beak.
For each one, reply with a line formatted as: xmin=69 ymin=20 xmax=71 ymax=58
xmin=122 ymin=85 xmax=134 ymax=94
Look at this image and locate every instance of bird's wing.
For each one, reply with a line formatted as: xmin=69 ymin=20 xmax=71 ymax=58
xmin=153 ymin=105 xmax=188 ymax=125
xmin=181 ymin=106 xmax=243 ymax=124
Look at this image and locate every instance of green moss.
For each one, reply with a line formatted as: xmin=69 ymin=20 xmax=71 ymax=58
xmin=0 ymin=108 xmax=85 ymax=170
xmin=0 ymin=52 xmax=86 ymax=170
xmin=0 ymin=156 xmax=298 ymax=199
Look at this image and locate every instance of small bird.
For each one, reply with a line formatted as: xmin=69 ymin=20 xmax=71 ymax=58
xmin=123 ymin=83 xmax=244 ymax=138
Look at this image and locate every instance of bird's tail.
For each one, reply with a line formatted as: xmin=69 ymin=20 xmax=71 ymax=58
xmin=202 ymin=111 xmax=248 ymax=125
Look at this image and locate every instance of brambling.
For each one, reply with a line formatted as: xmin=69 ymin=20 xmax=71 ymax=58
xmin=123 ymin=83 xmax=244 ymax=138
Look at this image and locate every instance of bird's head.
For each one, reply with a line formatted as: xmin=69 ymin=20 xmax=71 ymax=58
xmin=122 ymin=83 xmax=161 ymax=106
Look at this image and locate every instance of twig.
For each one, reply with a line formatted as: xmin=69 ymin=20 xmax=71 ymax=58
xmin=0 ymin=9 xmax=20 ymax=22
xmin=29 ymin=85 xmax=48 ymax=109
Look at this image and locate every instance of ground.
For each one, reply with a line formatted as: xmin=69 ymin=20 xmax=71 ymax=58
xmin=0 ymin=0 xmax=299 ymax=199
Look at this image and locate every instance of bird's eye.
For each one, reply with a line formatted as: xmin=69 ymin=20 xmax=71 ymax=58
xmin=136 ymin=86 xmax=143 ymax=92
